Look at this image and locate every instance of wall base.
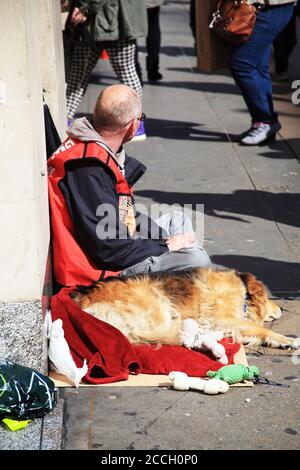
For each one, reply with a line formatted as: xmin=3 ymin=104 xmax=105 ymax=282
xmin=0 ymin=300 xmax=47 ymax=373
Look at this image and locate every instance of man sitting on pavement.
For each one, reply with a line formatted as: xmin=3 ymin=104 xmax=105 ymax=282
xmin=48 ymin=84 xmax=211 ymax=287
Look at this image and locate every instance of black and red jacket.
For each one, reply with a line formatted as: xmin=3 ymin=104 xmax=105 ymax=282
xmin=48 ymin=136 xmax=167 ymax=287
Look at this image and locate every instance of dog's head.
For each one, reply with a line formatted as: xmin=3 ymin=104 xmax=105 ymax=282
xmin=238 ymin=272 xmax=282 ymax=323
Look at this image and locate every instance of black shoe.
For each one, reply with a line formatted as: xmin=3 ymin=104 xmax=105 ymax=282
xmin=148 ymin=71 xmax=163 ymax=82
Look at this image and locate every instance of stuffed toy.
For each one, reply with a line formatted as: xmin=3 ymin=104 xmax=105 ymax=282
xmin=181 ymin=319 xmax=228 ymax=365
xmin=169 ymin=371 xmax=229 ymax=395
xmin=207 ymin=364 xmax=260 ymax=384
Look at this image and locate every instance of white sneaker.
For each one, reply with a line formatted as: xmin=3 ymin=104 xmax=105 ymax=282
xmin=241 ymin=122 xmax=281 ymax=146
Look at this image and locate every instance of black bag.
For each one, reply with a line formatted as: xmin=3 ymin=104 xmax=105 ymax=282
xmin=0 ymin=362 xmax=57 ymax=420
xmin=44 ymin=101 xmax=61 ymax=159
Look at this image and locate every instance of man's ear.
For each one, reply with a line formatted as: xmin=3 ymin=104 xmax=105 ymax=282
xmin=123 ymin=121 xmax=137 ymax=143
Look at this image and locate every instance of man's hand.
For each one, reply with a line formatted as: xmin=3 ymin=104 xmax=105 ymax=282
xmin=70 ymin=7 xmax=87 ymax=25
xmin=165 ymin=233 xmax=196 ymax=251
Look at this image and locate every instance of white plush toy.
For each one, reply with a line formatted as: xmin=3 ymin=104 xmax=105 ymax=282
xmin=181 ymin=319 xmax=228 ymax=365
xmin=169 ymin=371 xmax=229 ymax=395
xmin=48 ymin=318 xmax=88 ymax=388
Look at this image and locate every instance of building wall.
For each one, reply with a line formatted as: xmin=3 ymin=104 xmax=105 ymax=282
xmin=0 ymin=0 xmax=66 ymax=370
xmin=39 ymin=0 xmax=67 ymax=139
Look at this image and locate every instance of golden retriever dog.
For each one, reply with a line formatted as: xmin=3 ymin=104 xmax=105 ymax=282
xmin=71 ymin=268 xmax=300 ymax=350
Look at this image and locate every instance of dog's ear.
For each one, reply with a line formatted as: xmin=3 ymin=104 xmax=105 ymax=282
xmin=238 ymin=272 xmax=264 ymax=296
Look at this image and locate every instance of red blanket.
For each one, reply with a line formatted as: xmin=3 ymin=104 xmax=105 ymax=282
xmin=50 ymin=288 xmax=240 ymax=384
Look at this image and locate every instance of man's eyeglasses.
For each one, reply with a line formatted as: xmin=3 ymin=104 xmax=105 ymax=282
xmin=123 ymin=112 xmax=146 ymax=127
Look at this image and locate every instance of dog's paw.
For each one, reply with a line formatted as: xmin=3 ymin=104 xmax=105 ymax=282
xmin=291 ymin=338 xmax=300 ymax=349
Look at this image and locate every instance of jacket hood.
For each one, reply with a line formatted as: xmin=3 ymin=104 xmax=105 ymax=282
xmin=66 ymin=117 xmax=146 ymax=183
xmin=67 ymin=117 xmax=104 ymax=143
xmin=67 ymin=117 xmax=118 ymax=160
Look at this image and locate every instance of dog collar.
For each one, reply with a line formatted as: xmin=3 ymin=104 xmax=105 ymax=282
xmin=243 ymin=299 xmax=248 ymax=319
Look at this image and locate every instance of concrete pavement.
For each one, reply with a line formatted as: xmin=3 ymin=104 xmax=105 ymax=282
xmin=60 ymin=0 xmax=300 ymax=450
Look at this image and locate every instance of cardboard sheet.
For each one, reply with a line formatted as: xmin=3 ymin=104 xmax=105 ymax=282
xmin=50 ymin=345 xmax=253 ymax=388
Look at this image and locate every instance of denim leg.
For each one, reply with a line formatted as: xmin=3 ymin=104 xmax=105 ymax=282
xmin=257 ymin=45 xmax=278 ymax=124
xmin=230 ymin=4 xmax=294 ymax=124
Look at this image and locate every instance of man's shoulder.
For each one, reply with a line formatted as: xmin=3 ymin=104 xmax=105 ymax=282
xmin=64 ymin=157 xmax=115 ymax=178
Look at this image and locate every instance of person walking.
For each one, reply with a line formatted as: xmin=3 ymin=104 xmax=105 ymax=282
xmin=229 ymin=0 xmax=295 ymax=146
xmin=65 ymin=0 xmax=147 ymax=140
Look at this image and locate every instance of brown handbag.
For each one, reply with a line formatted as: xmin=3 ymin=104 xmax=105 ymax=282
xmin=209 ymin=0 xmax=258 ymax=45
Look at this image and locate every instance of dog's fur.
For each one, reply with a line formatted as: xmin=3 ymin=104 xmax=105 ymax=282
xmin=71 ymin=268 xmax=300 ymax=350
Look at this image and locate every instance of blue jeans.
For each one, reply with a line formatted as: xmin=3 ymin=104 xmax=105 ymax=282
xmin=230 ymin=4 xmax=294 ymax=125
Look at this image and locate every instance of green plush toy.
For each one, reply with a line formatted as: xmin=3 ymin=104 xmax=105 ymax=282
xmin=207 ymin=364 xmax=259 ymax=384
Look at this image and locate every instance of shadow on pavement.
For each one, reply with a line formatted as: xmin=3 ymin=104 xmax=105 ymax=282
xmin=229 ymin=132 xmax=299 ymax=158
xmin=135 ymin=189 xmax=300 ymax=229
xmin=166 ymin=66 xmax=231 ymax=77
xmin=150 ymin=80 xmax=240 ymax=94
xmin=146 ymin=117 xmax=228 ymax=141
xmin=139 ymin=45 xmax=196 ymax=57
xmin=211 ymin=254 xmax=300 ymax=299
xmin=258 ymin=139 xmax=300 ymax=160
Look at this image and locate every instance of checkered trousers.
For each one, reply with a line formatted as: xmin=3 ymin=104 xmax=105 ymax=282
xmin=66 ymin=39 xmax=143 ymax=120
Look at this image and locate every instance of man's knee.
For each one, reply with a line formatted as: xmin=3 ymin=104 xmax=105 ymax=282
xmin=169 ymin=210 xmax=194 ymax=235
xmin=192 ymin=248 xmax=211 ymax=268
xmin=182 ymin=248 xmax=211 ymax=269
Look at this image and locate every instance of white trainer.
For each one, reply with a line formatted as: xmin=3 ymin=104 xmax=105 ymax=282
xmin=241 ymin=122 xmax=281 ymax=146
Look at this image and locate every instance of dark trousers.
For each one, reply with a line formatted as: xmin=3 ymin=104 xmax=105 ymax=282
xmin=146 ymin=6 xmax=161 ymax=75
xmin=190 ymin=0 xmax=196 ymax=38
xmin=230 ymin=4 xmax=294 ymax=124
xmin=273 ymin=11 xmax=297 ymax=74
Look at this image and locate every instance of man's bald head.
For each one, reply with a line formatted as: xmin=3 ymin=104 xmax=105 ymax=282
xmin=93 ymin=85 xmax=141 ymax=133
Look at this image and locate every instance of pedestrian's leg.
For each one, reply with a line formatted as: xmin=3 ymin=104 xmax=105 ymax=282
xmin=229 ymin=4 xmax=294 ymax=144
xmin=257 ymin=45 xmax=278 ymax=124
xmin=229 ymin=14 xmax=275 ymax=124
xmin=230 ymin=5 xmax=294 ymax=125
xmin=134 ymin=40 xmax=143 ymax=86
xmin=146 ymin=6 xmax=162 ymax=81
xmin=106 ymin=39 xmax=143 ymax=99
xmin=66 ymin=42 xmax=100 ymax=121
xmin=190 ymin=0 xmax=196 ymax=39
xmin=273 ymin=12 xmax=297 ymax=75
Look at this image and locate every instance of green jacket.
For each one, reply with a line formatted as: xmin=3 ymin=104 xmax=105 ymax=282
xmin=76 ymin=0 xmax=147 ymax=43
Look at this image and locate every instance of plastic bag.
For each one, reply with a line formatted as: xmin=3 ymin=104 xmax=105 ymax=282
xmin=0 ymin=362 xmax=57 ymax=420
xmin=48 ymin=317 xmax=88 ymax=387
